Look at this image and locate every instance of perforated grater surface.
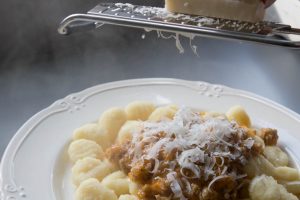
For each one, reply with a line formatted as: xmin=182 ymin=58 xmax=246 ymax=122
xmin=58 ymin=3 xmax=300 ymax=47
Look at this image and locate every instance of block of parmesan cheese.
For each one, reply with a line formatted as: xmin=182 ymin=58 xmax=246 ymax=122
xmin=165 ymin=0 xmax=266 ymax=22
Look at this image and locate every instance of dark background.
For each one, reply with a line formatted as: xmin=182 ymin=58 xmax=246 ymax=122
xmin=0 ymin=0 xmax=300 ymax=157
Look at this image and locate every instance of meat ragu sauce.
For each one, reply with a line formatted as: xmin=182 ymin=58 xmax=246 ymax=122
xmin=106 ymin=108 xmax=277 ymax=200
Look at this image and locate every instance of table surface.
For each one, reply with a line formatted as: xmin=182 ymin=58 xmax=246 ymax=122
xmin=1 ymin=0 xmax=300 ymax=158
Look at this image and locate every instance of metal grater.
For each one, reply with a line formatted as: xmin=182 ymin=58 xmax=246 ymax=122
xmin=58 ymin=3 xmax=300 ymax=47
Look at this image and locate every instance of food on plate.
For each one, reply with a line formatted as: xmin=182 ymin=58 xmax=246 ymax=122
xmin=119 ymin=194 xmax=139 ymax=200
xmin=125 ymin=101 xmax=155 ymax=121
xmin=73 ymin=123 xmax=112 ymax=150
xmin=101 ymin=171 xmax=131 ymax=196
xmin=226 ymin=105 xmax=251 ymax=128
xmin=98 ymin=107 xmax=127 ymax=142
xmin=263 ymin=146 xmax=289 ymax=167
xmin=75 ymin=178 xmax=118 ymax=200
xmin=148 ymin=104 xmax=178 ymax=122
xmin=67 ymin=101 xmax=299 ymax=199
xmin=165 ymin=0 xmax=276 ymax=22
xmin=71 ymin=157 xmax=116 ymax=186
xmin=249 ymin=175 xmax=298 ymax=200
xmin=68 ymin=139 xmax=105 ymax=162
xmin=117 ymin=121 xmax=142 ymax=144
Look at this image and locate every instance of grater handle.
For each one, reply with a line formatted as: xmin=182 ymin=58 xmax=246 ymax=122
xmin=58 ymin=14 xmax=263 ymax=39
xmin=58 ymin=14 xmax=98 ymax=35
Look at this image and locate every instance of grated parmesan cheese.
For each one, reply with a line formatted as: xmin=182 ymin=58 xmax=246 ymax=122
xmin=114 ymin=107 xmax=258 ymax=199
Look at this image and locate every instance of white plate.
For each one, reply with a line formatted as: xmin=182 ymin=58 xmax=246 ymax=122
xmin=1 ymin=78 xmax=300 ymax=200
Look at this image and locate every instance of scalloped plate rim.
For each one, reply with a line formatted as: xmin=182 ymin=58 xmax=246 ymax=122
xmin=1 ymin=78 xmax=300 ymax=199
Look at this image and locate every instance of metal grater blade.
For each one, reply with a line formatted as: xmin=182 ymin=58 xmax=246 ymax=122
xmin=58 ymin=3 xmax=300 ymax=47
xmin=89 ymin=3 xmax=266 ymax=34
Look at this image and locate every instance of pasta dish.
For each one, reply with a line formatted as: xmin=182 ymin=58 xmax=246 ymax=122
xmin=67 ymin=101 xmax=300 ymax=200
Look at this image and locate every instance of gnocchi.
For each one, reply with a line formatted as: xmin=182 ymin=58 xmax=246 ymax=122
xmin=245 ymin=155 xmax=300 ymax=181
xmin=102 ymin=171 xmax=130 ymax=196
xmin=117 ymin=121 xmax=142 ymax=144
xmin=263 ymin=146 xmax=289 ymax=167
xmin=202 ymin=111 xmax=224 ymax=118
xmin=249 ymin=175 xmax=298 ymax=200
xmin=281 ymin=181 xmax=300 ymax=195
xmin=68 ymin=139 xmax=105 ymax=162
xmin=75 ymin=178 xmax=118 ymax=200
xmin=226 ymin=105 xmax=251 ymax=127
xmin=128 ymin=180 xmax=139 ymax=195
xmin=274 ymin=166 xmax=300 ymax=181
xmin=73 ymin=123 xmax=112 ymax=150
xmin=98 ymin=107 xmax=127 ymax=142
xmin=148 ymin=104 xmax=178 ymax=121
xmin=118 ymin=194 xmax=138 ymax=200
xmin=125 ymin=101 xmax=155 ymax=120
xmin=72 ymin=157 xmax=116 ymax=186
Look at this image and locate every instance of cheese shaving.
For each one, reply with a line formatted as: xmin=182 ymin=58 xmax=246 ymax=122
xmin=167 ymin=172 xmax=187 ymax=200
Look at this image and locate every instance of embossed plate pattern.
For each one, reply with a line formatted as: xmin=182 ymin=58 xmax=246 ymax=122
xmin=1 ymin=78 xmax=300 ymax=200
